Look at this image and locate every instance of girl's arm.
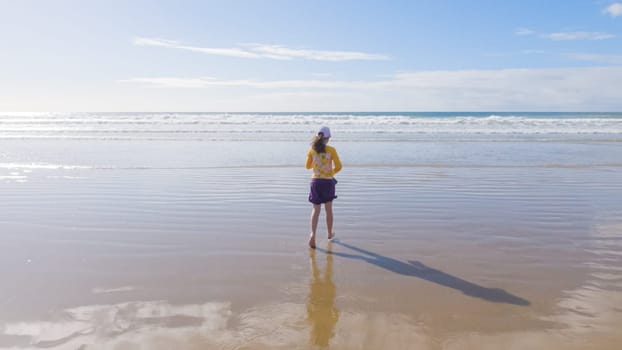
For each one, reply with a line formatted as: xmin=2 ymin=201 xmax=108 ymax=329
xmin=332 ymin=149 xmax=342 ymax=174
xmin=305 ymin=151 xmax=313 ymax=169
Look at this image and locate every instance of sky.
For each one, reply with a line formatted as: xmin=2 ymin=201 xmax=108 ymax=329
xmin=1 ymin=0 xmax=621 ymax=112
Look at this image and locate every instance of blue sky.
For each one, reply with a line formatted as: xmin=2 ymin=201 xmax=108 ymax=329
xmin=1 ymin=0 xmax=621 ymax=111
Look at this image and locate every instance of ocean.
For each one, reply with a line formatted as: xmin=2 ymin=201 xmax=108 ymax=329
xmin=2 ymin=112 xmax=622 ymax=142
xmin=1 ymin=112 xmax=621 ymax=349
xmin=1 ymin=112 xmax=621 ymax=170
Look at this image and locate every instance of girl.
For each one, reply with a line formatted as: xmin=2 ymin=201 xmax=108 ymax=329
xmin=306 ymin=126 xmax=342 ymax=249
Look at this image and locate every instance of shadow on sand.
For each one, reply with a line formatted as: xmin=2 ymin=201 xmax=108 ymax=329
xmin=317 ymin=239 xmax=530 ymax=306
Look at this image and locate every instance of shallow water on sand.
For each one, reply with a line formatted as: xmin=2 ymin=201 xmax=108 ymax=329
xmin=1 ymin=137 xmax=622 ymax=349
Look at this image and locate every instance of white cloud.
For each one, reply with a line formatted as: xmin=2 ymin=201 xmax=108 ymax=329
xmin=514 ymin=28 xmax=535 ymax=36
xmin=566 ymin=53 xmax=622 ymax=64
xmin=119 ymin=67 xmax=622 ymax=111
xmin=520 ymin=49 xmax=548 ymax=54
xmin=133 ymin=37 xmax=261 ymax=59
xmin=483 ymin=50 xmax=548 ymax=58
xmin=514 ymin=29 xmax=616 ymax=41
xmin=247 ymin=44 xmax=390 ymax=61
xmin=119 ymin=77 xmax=361 ymax=89
xmin=604 ymin=3 xmax=622 ymax=17
xmin=132 ymin=37 xmax=389 ymax=61
xmin=133 ymin=37 xmax=179 ymax=47
xmin=543 ymin=31 xmax=616 ymax=40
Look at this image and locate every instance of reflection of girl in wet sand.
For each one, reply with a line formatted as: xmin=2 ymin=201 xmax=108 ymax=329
xmin=307 ymin=247 xmax=339 ymax=348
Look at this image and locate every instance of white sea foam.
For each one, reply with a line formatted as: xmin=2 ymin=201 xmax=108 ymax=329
xmin=1 ymin=112 xmax=621 ymax=141
xmin=0 ymin=162 xmax=92 ymax=170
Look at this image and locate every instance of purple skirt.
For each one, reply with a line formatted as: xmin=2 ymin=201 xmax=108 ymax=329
xmin=308 ymin=178 xmax=337 ymax=204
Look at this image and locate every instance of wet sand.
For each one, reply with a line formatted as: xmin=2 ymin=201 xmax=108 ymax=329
xmin=1 ymin=163 xmax=622 ymax=349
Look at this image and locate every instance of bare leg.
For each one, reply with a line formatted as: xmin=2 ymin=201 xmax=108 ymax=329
xmin=325 ymin=200 xmax=334 ymax=239
xmin=309 ymin=204 xmax=321 ymax=248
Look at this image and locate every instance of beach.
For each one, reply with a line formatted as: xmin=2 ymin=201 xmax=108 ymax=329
xmin=1 ymin=112 xmax=622 ymax=349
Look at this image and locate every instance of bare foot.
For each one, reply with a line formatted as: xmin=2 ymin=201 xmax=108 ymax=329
xmin=308 ymin=234 xmax=316 ymax=249
xmin=328 ymin=232 xmax=335 ymax=240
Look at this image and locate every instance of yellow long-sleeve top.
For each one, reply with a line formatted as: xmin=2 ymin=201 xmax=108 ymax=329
xmin=306 ymin=145 xmax=342 ymax=179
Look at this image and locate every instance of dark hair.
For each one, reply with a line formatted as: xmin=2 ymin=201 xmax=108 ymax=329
xmin=311 ymin=132 xmax=326 ymax=153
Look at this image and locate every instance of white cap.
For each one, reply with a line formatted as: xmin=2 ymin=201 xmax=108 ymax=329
xmin=318 ymin=126 xmax=331 ymax=138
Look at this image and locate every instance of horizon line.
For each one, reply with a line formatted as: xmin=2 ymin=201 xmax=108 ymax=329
xmin=2 ymin=110 xmax=622 ymax=113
